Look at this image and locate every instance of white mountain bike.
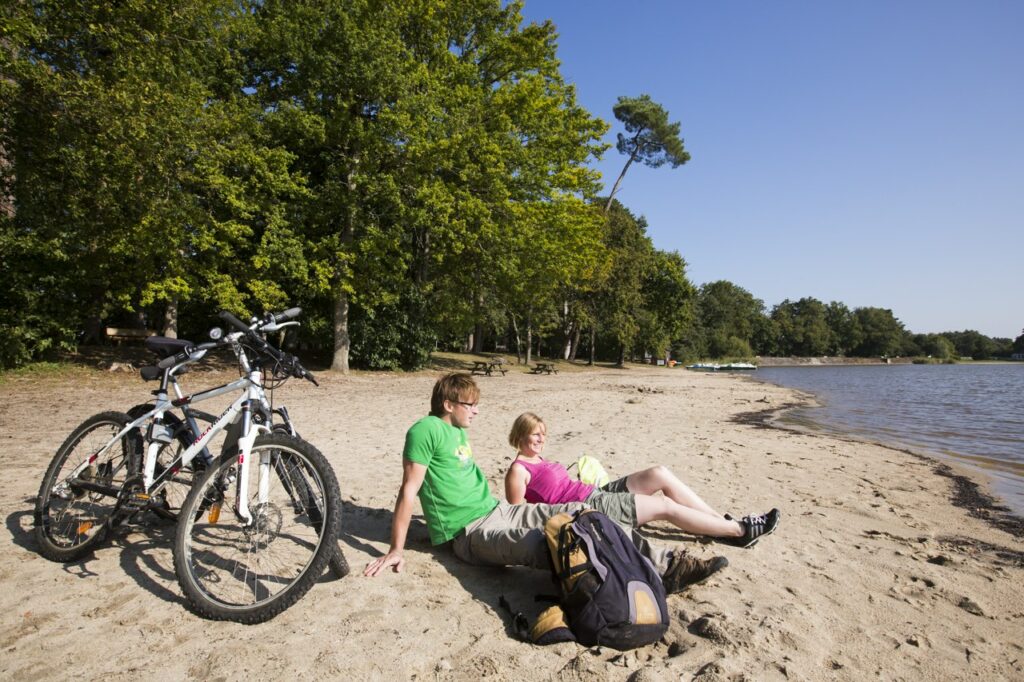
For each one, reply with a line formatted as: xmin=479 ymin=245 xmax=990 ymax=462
xmin=34 ymin=309 xmax=343 ymax=623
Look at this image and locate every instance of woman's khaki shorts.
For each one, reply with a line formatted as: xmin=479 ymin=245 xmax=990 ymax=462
xmin=582 ymin=476 xmax=636 ymax=527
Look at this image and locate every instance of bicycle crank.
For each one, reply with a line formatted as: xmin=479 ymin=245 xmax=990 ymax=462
xmin=111 ymin=474 xmax=152 ymax=526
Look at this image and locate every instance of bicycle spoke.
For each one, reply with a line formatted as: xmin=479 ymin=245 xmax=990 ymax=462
xmin=174 ymin=433 xmax=340 ymax=622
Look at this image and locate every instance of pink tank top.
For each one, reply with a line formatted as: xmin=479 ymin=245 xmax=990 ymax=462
xmin=515 ymin=457 xmax=594 ymax=504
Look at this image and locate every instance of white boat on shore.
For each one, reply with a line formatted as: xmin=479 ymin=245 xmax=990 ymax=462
xmin=685 ymin=362 xmax=758 ymax=372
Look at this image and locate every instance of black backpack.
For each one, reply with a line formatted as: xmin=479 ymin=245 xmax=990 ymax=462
xmin=528 ymin=510 xmax=669 ymax=650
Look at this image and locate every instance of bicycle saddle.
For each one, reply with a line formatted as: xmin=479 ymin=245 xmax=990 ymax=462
xmin=144 ymin=336 xmax=194 ymax=359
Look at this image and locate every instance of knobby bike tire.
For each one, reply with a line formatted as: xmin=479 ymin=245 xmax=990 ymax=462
xmin=34 ymin=411 xmax=138 ymax=562
xmin=269 ymin=425 xmax=350 ymax=580
xmin=270 ymin=444 xmax=351 ymax=580
xmin=172 ymin=433 xmax=341 ymax=623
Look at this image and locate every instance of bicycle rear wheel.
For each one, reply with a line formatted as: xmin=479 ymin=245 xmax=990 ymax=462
xmin=34 ymin=411 xmax=137 ymax=562
xmin=271 ymin=447 xmax=351 ymax=579
xmin=173 ymin=433 xmax=341 ymax=623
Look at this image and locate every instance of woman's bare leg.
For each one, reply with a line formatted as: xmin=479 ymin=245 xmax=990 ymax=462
xmin=625 ymin=465 xmax=722 ymax=517
xmin=634 ymin=494 xmax=743 ymax=537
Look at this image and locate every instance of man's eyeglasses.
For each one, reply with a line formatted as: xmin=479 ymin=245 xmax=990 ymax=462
xmin=456 ymin=401 xmax=479 ymax=409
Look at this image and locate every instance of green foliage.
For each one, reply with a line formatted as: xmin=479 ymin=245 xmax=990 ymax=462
xmin=640 ymin=250 xmax=696 ymax=358
xmin=708 ymin=333 xmax=753 ymax=360
xmin=850 ymin=307 xmax=906 ymax=357
xmin=910 ymin=333 xmax=956 ymax=360
xmin=940 ymin=330 xmax=997 ymax=360
xmin=771 ymin=298 xmax=832 ymax=356
xmin=612 ymin=95 xmax=690 ymax=169
xmin=4 ymin=0 xmax=305 ymax=361
xmin=605 ymin=94 xmax=689 ymax=210
xmin=2 ymin=3 xmax=1006 ymax=370
xmin=694 ymin=280 xmax=766 ymax=357
xmin=349 ymin=286 xmax=435 ymax=370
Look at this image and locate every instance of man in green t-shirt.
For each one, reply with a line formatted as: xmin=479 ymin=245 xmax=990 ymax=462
xmin=364 ymin=373 xmax=727 ymax=592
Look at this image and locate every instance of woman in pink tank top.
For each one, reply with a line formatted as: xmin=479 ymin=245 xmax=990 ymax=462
xmin=504 ymin=412 xmax=779 ymax=547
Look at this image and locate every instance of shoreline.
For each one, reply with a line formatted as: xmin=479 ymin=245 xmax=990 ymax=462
xmin=730 ymin=387 xmax=1024 ymax=541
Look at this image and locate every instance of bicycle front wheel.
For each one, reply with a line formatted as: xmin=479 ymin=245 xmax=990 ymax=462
xmin=173 ymin=433 xmax=341 ymax=623
xmin=34 ymin=411 xmax=137 ymax=562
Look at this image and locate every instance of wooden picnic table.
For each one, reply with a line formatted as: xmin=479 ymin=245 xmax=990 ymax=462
xmin=530 ymin=362 xmax=558 ymax=375
xmin=470 ymin=358 xmax=507 ymax=376
xmin=105 ymin=327 xmax=157 ymax=345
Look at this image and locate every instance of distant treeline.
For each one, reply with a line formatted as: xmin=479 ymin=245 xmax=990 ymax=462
xmin=676 ymin=285 xmax=1022 ymax=362
xmin=1 ymin=3 xmax=1020 ymax=370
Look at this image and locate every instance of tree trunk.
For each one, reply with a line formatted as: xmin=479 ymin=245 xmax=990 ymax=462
xmin=562 ymin=320 xmax=575 ymax=360
xmin=0 ymin=133 xmax=11 ymax=220
xmin=559 ymin=299 xmax=573 ymax=359
xmin=472 ymin=291 xmax=485 ymax=353
xmin=588 ymin=326 xmax=596 ymax=366
xmin=0 ymin=53 xmax=12 ymax=221
xmin=511 ymin=316 xmax=523 ymax=364
xmin=331 ymin=116 xmax=359 ymax=374
xmin=331 ymin=288 xmax=350 ymax=373
xmin=569 ymin=325 xmax=581 ymax=362
xmin=525 ymin=315 xmax=533 ymax=366
xmin=162 ymin=297 xmax=178 ymax=338
xmin=604 ymin=134 xmax=642 ymax=214
xmin=617 ymin=343 xmax=626 ymax=367
xmin=83 ymin=316 xmax=103 ymax=345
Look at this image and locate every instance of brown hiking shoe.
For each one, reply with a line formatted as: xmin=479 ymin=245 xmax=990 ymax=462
xmin=662 ymin=553 xmax=729 ymax=593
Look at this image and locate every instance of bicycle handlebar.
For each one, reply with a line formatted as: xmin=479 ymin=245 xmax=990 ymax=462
xmin=273 ymin=307 xmax=301 ymax=323
xmin=217 ymin=309 xmax=318 ymax=386
xmin=149 ymin=309 xmax=316 ymax=386
xmin=219 ymin=310 xmax=250 ymax=333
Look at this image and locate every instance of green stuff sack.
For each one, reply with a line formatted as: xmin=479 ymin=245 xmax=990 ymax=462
xmin=576 ymin=455 xmax=610 ymax=487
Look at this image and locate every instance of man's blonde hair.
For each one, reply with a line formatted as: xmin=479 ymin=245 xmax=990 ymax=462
xmin=430 ymin=373 xmax=480 ymax=417
xmin=508 ymin=412 xmax=545 ymax=450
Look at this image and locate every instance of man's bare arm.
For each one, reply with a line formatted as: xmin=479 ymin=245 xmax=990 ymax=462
xmin=364 ymin=459 xmax=427 ymax=577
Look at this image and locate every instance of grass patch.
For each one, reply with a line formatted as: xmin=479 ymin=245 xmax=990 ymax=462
xmin=0 ymin=361 xmax=93 ymax=384
xmin=425 ymin=351 xmax=638 ymax=373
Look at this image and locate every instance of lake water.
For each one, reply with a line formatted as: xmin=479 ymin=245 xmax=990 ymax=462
xmin=751 ymin=364 xmax=1024 ymax=517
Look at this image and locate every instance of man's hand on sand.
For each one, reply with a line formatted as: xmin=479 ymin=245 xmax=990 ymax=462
xmin=364 ymin=550 xmax=404 ymax=577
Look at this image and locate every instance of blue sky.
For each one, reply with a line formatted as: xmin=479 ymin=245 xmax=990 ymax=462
xmin=518 ymin=1 xmax=1022 ymax=339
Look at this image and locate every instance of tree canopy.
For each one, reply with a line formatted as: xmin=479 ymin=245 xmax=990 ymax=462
xmin=1 ymin=3 xmax=1015 ymax=370
xmin=604 ymin=94 xmax=689 ymax=213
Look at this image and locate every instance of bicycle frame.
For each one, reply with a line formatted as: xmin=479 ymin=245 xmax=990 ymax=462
xmin=154 ymin=370 xmax=268 ymax=524
xmin=55 ymin=335 xmax=277 ymax=527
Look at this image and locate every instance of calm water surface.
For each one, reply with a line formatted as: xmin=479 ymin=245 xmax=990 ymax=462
xmin=752 ymin=364 xmax=1024 ymax=517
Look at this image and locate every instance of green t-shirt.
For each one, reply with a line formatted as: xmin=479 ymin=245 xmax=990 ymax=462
xmin=403 ymin=415 xmax=498 ymax=544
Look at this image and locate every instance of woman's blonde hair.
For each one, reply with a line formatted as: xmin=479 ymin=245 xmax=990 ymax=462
xmin=508 ymin=412 xmax=545 ymax=450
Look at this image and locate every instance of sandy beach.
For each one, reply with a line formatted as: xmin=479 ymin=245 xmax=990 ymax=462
xmin=1 ymin=362 xmax=1022 ymax=681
